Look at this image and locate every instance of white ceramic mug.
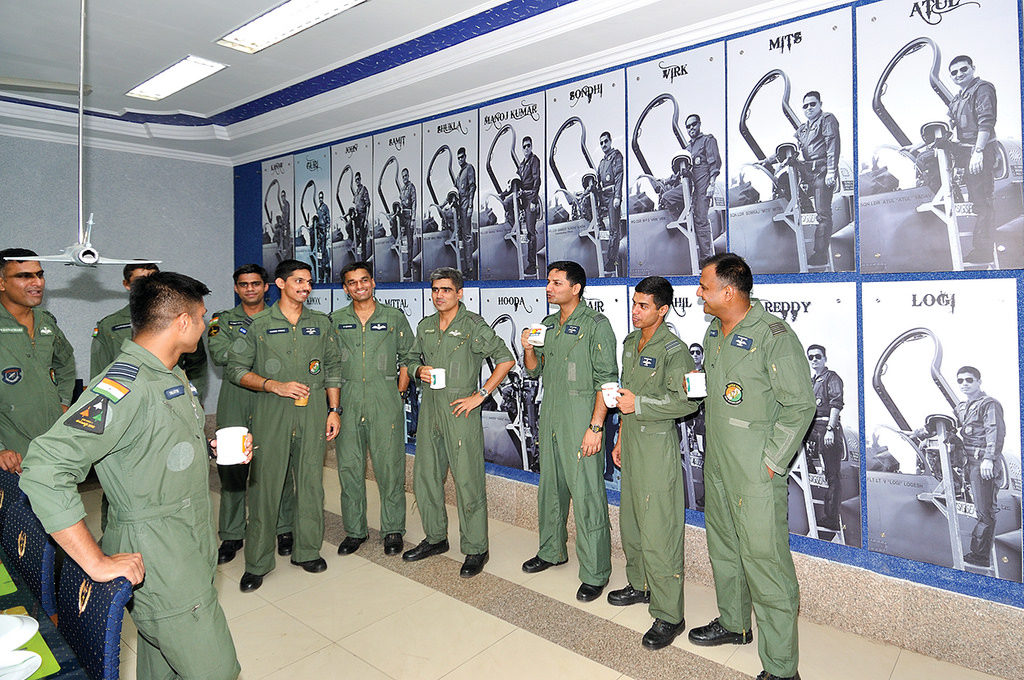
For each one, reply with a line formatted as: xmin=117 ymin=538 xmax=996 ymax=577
xmin=685 ymin=371 xmax=707 ymax=398
xmin=527 ymin=324 xmax=547 ymax=347
xmin=430 ymin=368 xmax=446 ymax=389
xmin=215 ymin=427 xmax=249 ymax=465
xmin=601 ymin=381 xmax=620 ymax=408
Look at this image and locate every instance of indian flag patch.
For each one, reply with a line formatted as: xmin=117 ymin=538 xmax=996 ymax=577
xmin=92 ymin=377 xmax=130 ymax=402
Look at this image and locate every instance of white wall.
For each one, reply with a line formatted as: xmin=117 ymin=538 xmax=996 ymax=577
xmin=0 ymin=135 xmax=234 ymax=412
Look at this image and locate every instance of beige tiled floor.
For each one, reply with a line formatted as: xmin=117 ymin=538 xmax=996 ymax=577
xmin=82 ymin=478 xmax=1009 ymax=680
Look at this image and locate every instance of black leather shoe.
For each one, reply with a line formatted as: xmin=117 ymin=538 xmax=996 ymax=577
xmin=218 ymin=539 xmax=243 ymax=565
xmin=290 ymin=557 xmax=328 ymax=573
xmin=687 ymin=618 xmax=753 ymax=646
xmin=642 ymin=618 xmax=686 ymax=650
xmin=239 ymin=572 xmax=263 ymax=593
xmin=383 ymin=533 xmax=403 ymax=556
xmin=402 ymin=539 xmax=450 ymax=562
xmin=756 ymin=671 xmax=800 ymax=680
xmin=964 ymin=552 xmax=991 ymax=568
xmin=576 ymin=582 xmax=606 ymax=602
xmin=460 ymin=552 xmax=489 ymax=578
xmin=336 ymin=536 xmax=367 ymax=555
xmin=277 ymin=532 xmax=293 ymax=556
xmin=521 ymin=555 xmax=568 ymax=574
xmin=607 ymin=584 xmax=650 ymax=606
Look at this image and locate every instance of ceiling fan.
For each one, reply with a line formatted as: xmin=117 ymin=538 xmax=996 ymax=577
xmin=16 ymin=0 xmax=160 ymax=268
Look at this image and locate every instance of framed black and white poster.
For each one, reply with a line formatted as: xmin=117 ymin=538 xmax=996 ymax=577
xmin=373 ymin=124 xmax=422 ymax=283
xmin=330 ymin=137 xmax=374 ymax=280
xmin=294 ymin=146 xmax=332 ymax=284
xmin=857 ymin=0 xmax=1024 ymax=273
xmin=726 ymin=9 xmax=856 ymax=274
xmin=626 ymin=43 xmax=726 ymax=277
xmin=545 ymin=71 xmax=627 ymax=278
xmin=422 ymin=111 xmax=479 ymax=281
xmin=478 ymin=94 xmax=547 ymax=280
xmin=261 ymin=155 xmax=294 ymax=274
xmin=864 ymin=277 xmax=1022 ymax=581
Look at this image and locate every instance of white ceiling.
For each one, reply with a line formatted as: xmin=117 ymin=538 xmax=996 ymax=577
xmin=0 ymin=0 xmax=835 ymax=166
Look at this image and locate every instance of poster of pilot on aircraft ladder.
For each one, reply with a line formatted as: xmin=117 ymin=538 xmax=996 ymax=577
xmin=863 ymin=277 xmax=1021 ymax=581
xmin=726 ymin=9 xmax=855 ymax=275
xmin=626 ymin=42 xmax=726 ymax=277
xmin=294 ymin=147 xmax=332 ymax=284
xmin=373 ymin=124 xmax=422 ymax=283
xmin=545 ymin=71 xmax=627 ymax=279
xmin=261 ymin=155 xmax=295 ymax=275
xmin=856 ymin=0 xmax=1023 ymax=274
xmin=330 ymin=137 xmax=374 ymax=281
xmin=637 ymin=281 xmax=860 ymax=546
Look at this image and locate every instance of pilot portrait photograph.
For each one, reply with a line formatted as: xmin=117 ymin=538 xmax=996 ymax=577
xmin=261 ymin=155 xmax=295 ymax=273
xmin=422 ymin=112 xmax=479 ymax=282
xmin=856 ymin=0 xmax=1024 ymax=273
xmin=478 ymin=93 xmax=547 ymax=281
xmin=726 ymin=9 xmax=855 ymax=274
xmin=372 ymin=124 xmax=423 ymax=283
xmin=294 ymin=146 xmax=332 ymax=284
xmin=863 ymin=277 xmax=1021 ymax=581
xmin=331 ymin=137 xmax=374 ymax=280
xmin=545 ymin=71 xmax=627 ymax=278
xmin=626 ymin=42 xmax=726 ymax=277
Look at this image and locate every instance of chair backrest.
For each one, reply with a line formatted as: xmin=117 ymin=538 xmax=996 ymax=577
xmin=0 ymin=469 xmax=20 ymax=526
xmin=56 ymin=558 xmax=133 ymax=680
xmin=0 ymin=491 xmax=57 ymax=617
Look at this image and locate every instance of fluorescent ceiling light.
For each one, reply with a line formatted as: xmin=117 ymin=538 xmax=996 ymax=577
xmin=126 ymin=55 xmax=227 ymax=101
xmin=217 ymin=0 xmax=367 ymax=54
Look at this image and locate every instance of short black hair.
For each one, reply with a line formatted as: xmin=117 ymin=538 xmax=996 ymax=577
xmin=547 ymin=260 xmax=586 ymax=298
xmin=430 ymin=266 xmax=464 ymax=290
xmin=354 ymin=172 xmax=362 ymax=181
xmin=233 ymin=263 xmax=268 ymax=284
xmin=803 ymin=91 xmax=821 ymax=102
xmin=807 ymin=344 xmax=827 ymax=358
xmin=457 ymin=147 xmax=467 ymax=156
xmin=0 ymin=248 xmax=38 ymax=274
xmin=130 ymin=271 xmax=209 ymax=334
xmin=275 ymin=259 xmax=312 ymax=281
xmin=634 ymin=276 xmax=673 ymax=309
xmin=689 ymin=343 xmax=703 ymax=353
xmin=123 ymin=262 xmax=159 ymax=282
xmin=522 ymin=136 xmax=533 ymax=146
xmin=685 ymin=114 xmax=701 ymax=125
xmin=700 ymin=253 xmax=752 ymax=296
xmin=600 ymin=131 xmax=611 ymax=142
xmin=949 ymin=55 xmax=974 ymax=69
xmin=957 ymin=365 xmax=981 ymax=380
xmin=341 ymin=261 xmax=373 ymax=281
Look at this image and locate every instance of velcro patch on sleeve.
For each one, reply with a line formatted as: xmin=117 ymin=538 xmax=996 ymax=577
xmin=769 ymin=322 xmax=787 ymax=336
xmin=64 ymin=396 xmax=109 ymax=434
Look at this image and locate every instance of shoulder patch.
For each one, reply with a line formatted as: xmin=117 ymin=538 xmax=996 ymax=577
xmin=92 ymin=327 xmax=99 ymax=337
xmin=769 ymin=322 xmax=787 ymax=336
xmin=665 ymin=339 xmax=681 ymax=351
xmin=730 ymin=335 xmax=754 ymax=350
xmin=92 ymin=377 xmax=130 ymax=402
xmin=105 ymin=362 xmax=140 ymax=382
xmin=565 ymin=325 xmax=580 ymax=335
xmin=64 ymin=396 xmax=109 ymax=434
xmin=709 ymin=329 xmax=719 ymax=337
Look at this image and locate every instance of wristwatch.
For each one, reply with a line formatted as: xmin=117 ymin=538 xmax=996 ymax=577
xmin=328 ymin=406 xmax=343 ymax=415
xmin=825 ymin=424 xmax=835 ymax=432
xmin=588 ymin=424 xmax=604 ymax=434
xmin=477 ymin=387 xmax=490 ymax=398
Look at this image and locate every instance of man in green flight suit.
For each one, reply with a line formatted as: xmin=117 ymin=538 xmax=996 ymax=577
xmin=228 ymin=259 xmax=342 ymax=593
xmin=520 ymin=260 xmax=617 ymax=602
xmin=21 ymin=271 xmax=241 ymax=680
xmin=687 ymin=253 xmax=814 ymax=680
xmin=331 ymin=261 xmax=414 ymax=557
xmin=0 ymin=249 xmax=76 ymax=474
xmin=403 ymin=267 xmax=515 ymax=578
xmin=208 ymin=264 xmax=296 ymax=564
xmin=92 ymin=262 xmax=209 ymax=403
xmin=608 ymin=276 xmax=697 ymax=650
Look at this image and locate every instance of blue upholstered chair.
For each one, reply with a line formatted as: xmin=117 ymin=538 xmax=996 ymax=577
xmin=0 ymin=490 xmax=57 ymax=617
xmin=0 ymin=468 xmax=20 ymax=525
xmin=56 ymin=558 xmax=133 ymax=680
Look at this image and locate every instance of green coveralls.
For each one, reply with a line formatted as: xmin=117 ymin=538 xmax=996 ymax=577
xmin=92 ymin=304 xmax=209 ymax=402
xmin=527 ymin=303 xmax=616 ymax=586
xmin=0 ymin=305 xmax=75 ymax=456
xmin=701 ymin=301 xmax=814 ymax=678
xmin=330 ymin=301 xmax=414 ymax=539
xmin=20 ymin=341 xmax=240 ymax=680
xmin=409 ymin=302 xmax=512 ymax=555
xmin=208 ymin=306 xmax=295 ymax=542
xmin=227 ymin=303 xmax=341 ymax=575
xmin=619 ymin=323 xmax=696 ymax=625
